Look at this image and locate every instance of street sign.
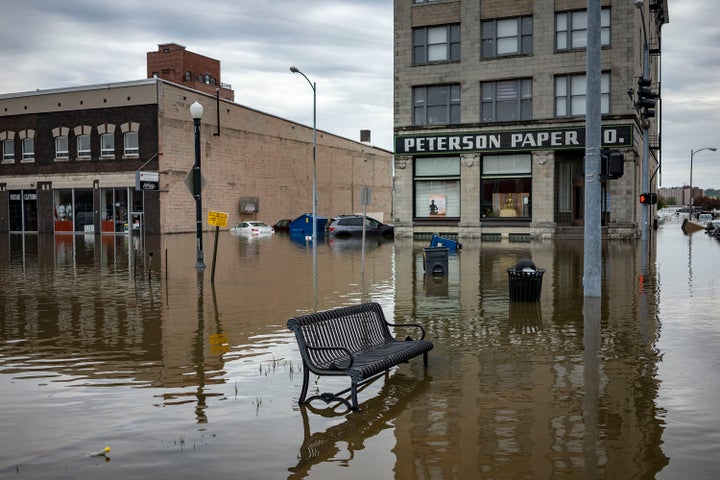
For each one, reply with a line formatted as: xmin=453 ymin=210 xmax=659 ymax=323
xmin=184 ymin=169 xmax=207 ymax=196
xmin=135 ymin=171 xmax=159 ymax=191
xmin=360 ymin=186 xmax=372 ymax=206
xmin=208 ymin=211 xmax=228 ymax=228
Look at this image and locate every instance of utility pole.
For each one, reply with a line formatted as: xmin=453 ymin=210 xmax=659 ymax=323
xmin=583 ymin=0 xmax=602 ymax=297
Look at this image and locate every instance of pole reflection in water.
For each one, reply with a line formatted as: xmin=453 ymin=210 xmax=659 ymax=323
xmin=2 ymin=225 xmax=719 ymax=479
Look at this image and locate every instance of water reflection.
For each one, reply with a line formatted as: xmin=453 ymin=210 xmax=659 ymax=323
xmin=1 ymin=224 xmax=716 ymax=478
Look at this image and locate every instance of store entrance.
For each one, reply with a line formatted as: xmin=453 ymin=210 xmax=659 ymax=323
xmin=8 ymin=190 xmax=38 ymax=232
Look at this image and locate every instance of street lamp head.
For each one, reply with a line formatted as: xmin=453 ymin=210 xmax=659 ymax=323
xmin=634 ymin=0 xmax=644 ymax=9
xmin=710 ymin=147 xmax=718 ymax=152
xmin=289 ymin=66 xmax=299 ymax=73
xmin=190 ymin=101 xmax=204 ymax=120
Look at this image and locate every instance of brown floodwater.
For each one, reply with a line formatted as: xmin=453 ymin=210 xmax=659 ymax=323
xmin=0 ymin=214 xmax=718 ymax=479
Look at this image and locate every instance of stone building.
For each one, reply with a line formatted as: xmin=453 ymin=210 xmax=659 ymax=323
xmin=393 ymin=0 xmax=668 ymax=239
xmin=0 ymin=48 xmax=392 ymax=235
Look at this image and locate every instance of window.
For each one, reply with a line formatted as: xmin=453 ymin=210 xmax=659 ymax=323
xmin=124 ymin=131 xmax=139 ymax=156
xmin=481 ymin=154 xmax=532 ymax=219
xmin=22 ymin=138 xmax=34 ymax=160
xmin=413 ymin=0 xmax=438 ymax=4
xmin=482 ymin=16 xmax=533 ymax=57
xmin=414 ymin=156 xmax=461 ymax=218
xmin=100 ymin=133 xmax=115 ymax=157
xmin=556 ymin=8 xmax=610 ymax=50
xmin=55 ymin=135 xmax=69 ymax=159
xmin=2 ymin=139 xmax=13 ymax=162
xmin=555 ymin=72 xmax=610 ymax=117
xmin=413 ymin=24 xmax=460 ymax=64
xmin=482 ymin=78 xmax=532 ymax=122
xmin=77 ymin=134 xmax=91 ymax=158
xmin=413 ymin=84 xmax=461 ymax=125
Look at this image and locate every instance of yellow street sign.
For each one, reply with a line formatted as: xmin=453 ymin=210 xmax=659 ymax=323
xmin=208 ymin=211 xmax=228 ymax=228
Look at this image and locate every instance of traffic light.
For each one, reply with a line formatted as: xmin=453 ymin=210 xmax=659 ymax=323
xmin=601 ymin=150 xmax=625 ymax=179
xmin=636 ymin=77 xmax=658 ymax=118
xmin=639 ymin=192 xmax=658 ymax=205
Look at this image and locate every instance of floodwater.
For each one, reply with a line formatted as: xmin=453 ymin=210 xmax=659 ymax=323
xmin=0 ymin=215 xmax=718 ymax=479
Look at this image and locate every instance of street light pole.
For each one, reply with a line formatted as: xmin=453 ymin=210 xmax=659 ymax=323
xmin=689 ymin=147 xmax=717 ymax=219
xmin=290 ymin=66 xmax=317 ymax=244
xmin=190 ymin=101 xmax=206 ymax=271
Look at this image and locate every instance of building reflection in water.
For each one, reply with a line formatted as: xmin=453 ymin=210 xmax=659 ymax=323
xmin=0 ymin=231 xmax=671 ymax=478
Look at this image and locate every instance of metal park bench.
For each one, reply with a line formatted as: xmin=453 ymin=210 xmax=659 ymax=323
xmin=287 ymin=302 xmax=433 ymax=410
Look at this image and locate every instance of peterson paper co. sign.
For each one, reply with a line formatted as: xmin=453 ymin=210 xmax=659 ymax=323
xmin=394 ymin=124 xmax=633 ymax=155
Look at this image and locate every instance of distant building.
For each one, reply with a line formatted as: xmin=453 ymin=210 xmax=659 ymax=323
xmin=0 ymin=47 xmax=392 ymax=234
xmin=147 ymin=43 xmax=235 ymax=101
xmin=659 ymin=186 xmax=702 ymax=206
xmin=393 ymin=0 xmax=669 ymax=240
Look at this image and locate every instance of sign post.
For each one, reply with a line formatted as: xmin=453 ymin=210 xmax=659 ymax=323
xmin=207 ymin=211 xmax=228 ymax=282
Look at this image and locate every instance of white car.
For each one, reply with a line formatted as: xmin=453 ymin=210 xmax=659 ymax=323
xmin=230 ymin=221 xmax=275 ymax=236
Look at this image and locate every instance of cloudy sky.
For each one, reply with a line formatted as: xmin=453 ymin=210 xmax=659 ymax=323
xmin=1 ymin=0 xmax=717 ymax=189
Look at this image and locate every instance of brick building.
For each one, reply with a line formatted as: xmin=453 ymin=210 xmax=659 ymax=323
xmin=147 ymin=43 xmax=234 ymax=101
xmin=0 ymin=50 xmax=392 ymax=235
xmin=393 ymin=0 xmax=668 ymax=239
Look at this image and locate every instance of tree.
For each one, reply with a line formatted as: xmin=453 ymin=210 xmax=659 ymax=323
xmin=695 ymin=196 xmax=720 ymax=211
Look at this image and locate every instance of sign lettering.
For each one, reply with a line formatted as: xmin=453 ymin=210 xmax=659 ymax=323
xmin=395 ymin=125 xmax=632 ymax=155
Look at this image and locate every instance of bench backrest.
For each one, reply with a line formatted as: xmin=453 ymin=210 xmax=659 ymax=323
xmin=288 ymin=302 xmax=394 ymax=360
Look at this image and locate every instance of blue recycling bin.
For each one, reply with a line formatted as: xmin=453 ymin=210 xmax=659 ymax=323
xmin=289 ymin=213 xmax=327 ymax=237
xmin=429 ymin=234 xmax=461 ymax=254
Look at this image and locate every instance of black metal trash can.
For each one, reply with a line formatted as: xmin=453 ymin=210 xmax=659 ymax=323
xmin=423 ymin=246 xmax=449 ymax=276
xmin=507 ymin=259 xmax=545 ymax=302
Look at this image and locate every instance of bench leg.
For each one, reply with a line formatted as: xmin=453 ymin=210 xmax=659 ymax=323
xmin=298 ymin=364 xmax=310 ymax=405
xmin=423 ymin=351 xmax=428 ymax=365
xmin=351 ymin=379 xmax=359 ymax=410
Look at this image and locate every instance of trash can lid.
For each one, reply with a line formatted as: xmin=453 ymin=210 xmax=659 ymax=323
xmin=514 ymin=259 xmax=536 ymax=271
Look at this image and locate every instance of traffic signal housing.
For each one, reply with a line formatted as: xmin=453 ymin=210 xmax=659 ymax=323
xmin=639 ymin=192 xmax=658 ymax=205
xmin=601 ymin=150 xmax=624 ymax=179
xmin=636 ymin=77 xmax=658 ymax=118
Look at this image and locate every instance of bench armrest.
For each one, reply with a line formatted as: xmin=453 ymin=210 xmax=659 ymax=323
xmin=386 ymin=322 xmax=426 ymax=340
xmin=305 ymin=345 xmax=355 ymax=370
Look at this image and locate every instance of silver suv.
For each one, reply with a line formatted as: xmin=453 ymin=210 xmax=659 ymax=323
xmin=325 ymin=215 xmax=394 ymax=238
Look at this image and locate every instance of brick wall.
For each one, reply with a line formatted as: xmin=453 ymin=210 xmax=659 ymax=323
xmin=157 ymin=82 xmax=393 ymax=233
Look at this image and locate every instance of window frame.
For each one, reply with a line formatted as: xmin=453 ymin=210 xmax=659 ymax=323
xmin=480 ymin=154 xmax=533 ymax=220
xmin=413 ymin=24 xmax=460 ymax=65
xmin=555 ymin=8 xmax=611 ymax=51
xmin=413 ymin=156 xmax=461 ymax=219
xmin=481 ymin=78 xmax=533 ymax=122
xmin=413 ymin=84 xmax=461 ymax=126
xmin=77 ymin=134 xmax=91 ymax=159
xmin=482 ymin=16 xmax=533 ymax=58
xmin=123 ymin=131 xmax=139 ymax=157
xmin=55 ymin=135 xmax=69 ymax=160
xmin=2 ymin=139 xmax=14 ymax=162
xmin=100 ymin=133 xmax=115 ymax=157
xmin=555 ymin=72 xmax=610 ymax=117
xmin=21 ymin=138 xmax=34 ymax=160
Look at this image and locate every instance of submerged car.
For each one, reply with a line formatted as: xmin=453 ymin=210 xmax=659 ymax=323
xmin=325 ymin=215 xmax=394 ymax=238
xmin=272 ymin=219 xmax=292 ymax=231
xmin=230 ymin=221 xmax=275 ymax=236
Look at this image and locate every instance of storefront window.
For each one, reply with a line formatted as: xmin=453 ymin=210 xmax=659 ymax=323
xmin=54 ymin=189 xmax=74 ymax=232
xmin=481 ymin=154 xmax=532 ymax=219
xmin=414 ymin=156 xmax=461 ymax=218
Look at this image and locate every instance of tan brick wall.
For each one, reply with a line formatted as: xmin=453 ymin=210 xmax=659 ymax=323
xmin=393 ymin=0 xmax=659 ymax=239
xmin=158 ymin=82 xmax=393 ymax=233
